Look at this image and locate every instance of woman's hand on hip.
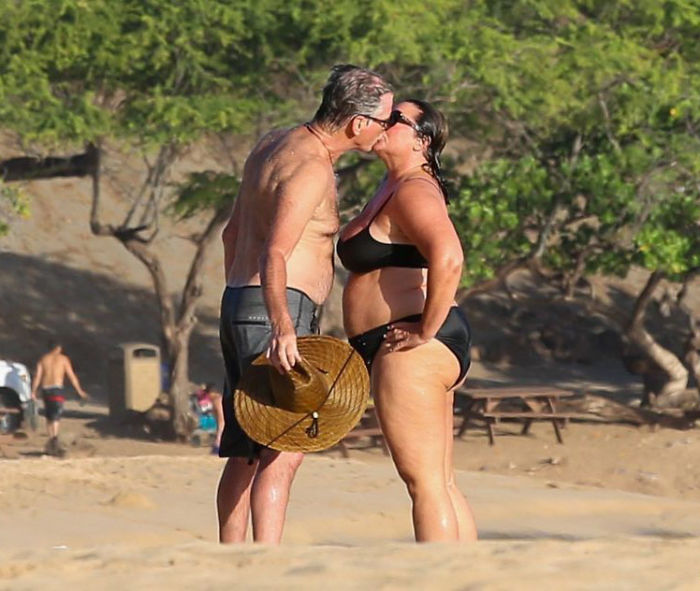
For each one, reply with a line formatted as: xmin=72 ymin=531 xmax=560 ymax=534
xmin=384 ymin=322 xmax=430 ymax=352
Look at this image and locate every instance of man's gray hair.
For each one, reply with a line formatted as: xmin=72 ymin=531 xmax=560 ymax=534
xmin=313 ymin=64 xmax=392 ymax=131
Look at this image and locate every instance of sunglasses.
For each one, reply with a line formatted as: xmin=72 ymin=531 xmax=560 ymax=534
xmin=359 ymin=110 xmax=423 ymax=134
xmin=389 ymin=110 xmax=422 ymax=133
xmin=360 ymin=112 xmax=396 ymax=129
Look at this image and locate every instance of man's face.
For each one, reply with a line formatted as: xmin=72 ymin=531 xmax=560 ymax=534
xmin=352 ymin=92 xmax=394 ymax=151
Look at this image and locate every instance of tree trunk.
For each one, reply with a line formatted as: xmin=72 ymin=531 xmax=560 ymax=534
xmin=86 ymin=143 xmax=231 ymax=438
xmin=625 ymin=271 xmax=689 ymax=408
xmin=627 ymin=325 xmax=690 ymax=407
xmin=168 ymin=325 xmax=196 ymax=438
xmin=564 ymin=245 xmax=597 ymax=299
xmin=684 ymin=319 xmax=700 ymax=397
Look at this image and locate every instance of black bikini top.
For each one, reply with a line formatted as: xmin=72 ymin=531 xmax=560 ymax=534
xmin=336 ymin=190 xmax=428 ymax=274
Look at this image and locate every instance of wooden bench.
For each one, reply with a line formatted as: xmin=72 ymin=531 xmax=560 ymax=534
xmin=455 ymin=386 xmax=576 ymax=445
xmin=337 ymin=403 xmax=389 ymax=458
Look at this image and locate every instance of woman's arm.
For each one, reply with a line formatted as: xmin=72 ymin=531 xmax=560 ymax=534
xmin=384 ymin=178 xmax=463 ymax=351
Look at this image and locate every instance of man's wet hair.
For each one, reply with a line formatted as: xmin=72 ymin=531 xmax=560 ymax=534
xmin=313 ymin=64 xmax=392 ymax=131
xmin=47 ymin=338 xmax=62 ymax=350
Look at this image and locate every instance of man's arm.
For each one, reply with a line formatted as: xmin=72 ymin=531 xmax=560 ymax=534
xmin=64 ymin=357 xmax=89 ymax=400
xmin=222 ymin=195 xmax=242 ymax=281
xmin=260 ymin=160 xmax=330 ymax=373
xmin=30 ymin=361 xmax=43 ymax=400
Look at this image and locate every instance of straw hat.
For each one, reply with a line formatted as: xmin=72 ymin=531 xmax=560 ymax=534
xmin=233 ymin=335 xmax=370 ymax=453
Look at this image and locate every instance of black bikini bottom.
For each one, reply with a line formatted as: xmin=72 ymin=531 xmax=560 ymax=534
xmin=348 ymin=306 xmax=471 ymax=388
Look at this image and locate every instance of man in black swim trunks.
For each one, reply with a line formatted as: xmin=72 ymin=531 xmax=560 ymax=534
xmin=30 ymin=339 xmax=89 ymax=456
xmin=216 ymin=65 xmax=393 ymax=544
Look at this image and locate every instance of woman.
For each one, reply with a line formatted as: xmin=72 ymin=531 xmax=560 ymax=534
xmin=337 ymin=100 xmax=477 ymax=542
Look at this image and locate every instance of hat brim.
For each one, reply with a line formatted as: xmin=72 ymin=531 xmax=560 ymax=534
xmin=234 ymin=335 xmax=370 ymax=452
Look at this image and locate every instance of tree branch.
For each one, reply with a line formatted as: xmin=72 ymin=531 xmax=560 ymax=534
xmin=121 ymin=238 xmax=177 ymax=357
xmin=1 ymin=145 xmax=99 ymax=181
xmin=177 ymin=202 xmax=232 ymax=329
xmin=628 ymin=270 xmax=665 ymax=331
xmin=457 ymin=258 xmax=528 ymax=301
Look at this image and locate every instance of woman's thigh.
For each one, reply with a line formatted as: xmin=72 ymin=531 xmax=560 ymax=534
xmin=443 ymin=389 xmax=456 ymax=477
xmin=371 ymin=340 xmax=457 ymax=482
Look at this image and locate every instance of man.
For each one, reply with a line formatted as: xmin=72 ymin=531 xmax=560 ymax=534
xmin=31 ymin=339 xmax=89 ymax=455
xmin=217 ymin=64 xmax=393 ymax=544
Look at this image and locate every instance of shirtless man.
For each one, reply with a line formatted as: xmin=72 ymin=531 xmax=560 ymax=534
xmin=217 ymin=65 xmax=393 ymax=544
xmin=30 ymin=339 xmax=89 ymax=454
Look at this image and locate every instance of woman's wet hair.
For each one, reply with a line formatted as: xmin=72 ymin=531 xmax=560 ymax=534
xmin=405 ymin=99 xmax=450 ymax=202
xmin=313 ymin=64 xmax=393 ymax=131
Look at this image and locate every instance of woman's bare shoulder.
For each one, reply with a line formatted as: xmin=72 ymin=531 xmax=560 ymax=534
xmin=392 ymin=174 xmax=444 ymax=209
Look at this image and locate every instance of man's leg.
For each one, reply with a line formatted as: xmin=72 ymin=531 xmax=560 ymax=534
xmin=44 ymin=417 xmax=61 ymax=456
xmin=217 ymin=457 xmax=259 ymax=543
xmin=250 ymin=449 xmax=304 ymax=544
xmin=43 ymin=398 xmax=51 ymax=437
xmin=44 ymin=397 xmax=61 ymax=438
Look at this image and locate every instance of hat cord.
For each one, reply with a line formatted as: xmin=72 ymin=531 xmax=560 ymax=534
xmin=263 ymin=350 xmax=356 ymax=448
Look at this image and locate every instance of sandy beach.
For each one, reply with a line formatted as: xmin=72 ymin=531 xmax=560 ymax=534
xmin=2 ymin=393 xmax=700 ymax=590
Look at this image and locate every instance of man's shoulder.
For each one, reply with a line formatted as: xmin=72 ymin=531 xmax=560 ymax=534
xmin=275 ymin=134 xmax=333 ymax=178
xmin=258 ymin=126 xmax=289 ymax=145
xmin=252 ymin=126 xmax=295 ymax=154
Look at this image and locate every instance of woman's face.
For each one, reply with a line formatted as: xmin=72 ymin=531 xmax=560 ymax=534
xmin=372 ymin=101 xmax=423 ymax=157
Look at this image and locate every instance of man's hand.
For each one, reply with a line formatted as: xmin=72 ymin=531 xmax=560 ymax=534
xmin=383 ymin=321 xmax=431 ymax=353
xmin=266 ymin=322 xmax=301 ymax=374
xmin=78 ymin=392 xmax=90 ymax=406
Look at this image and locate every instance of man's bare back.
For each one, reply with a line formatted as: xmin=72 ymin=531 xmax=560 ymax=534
xmin=31 ymin=348 xmax=88 ymax=400
xmin=224 ymin=125 xmax=339 ymax=305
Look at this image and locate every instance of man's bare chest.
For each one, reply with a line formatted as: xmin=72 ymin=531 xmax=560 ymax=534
xmin=310 ymin=193 xmax=340 ymax=236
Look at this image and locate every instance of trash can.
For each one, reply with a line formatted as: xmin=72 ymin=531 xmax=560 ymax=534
xmin=107 ymin=343 xmax=161 ymax=418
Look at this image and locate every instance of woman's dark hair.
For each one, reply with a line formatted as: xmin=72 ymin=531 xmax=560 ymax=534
xmin=405 ymin=99 xmax=450 ymax=202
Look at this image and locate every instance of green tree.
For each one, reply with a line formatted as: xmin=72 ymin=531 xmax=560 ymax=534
xmin=0 ymin=0 xmax=261 ymax=435
xmin=445 ymin=1 xmax=700 ymax=404
xmin=0 ymin=183 xmax=29 ymax=236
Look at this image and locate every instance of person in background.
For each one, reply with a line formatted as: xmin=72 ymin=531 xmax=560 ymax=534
xmin=31 ymin=338 xmax=89 ymax=456
xmin=207 ymin=383 xmax=224 ymax=455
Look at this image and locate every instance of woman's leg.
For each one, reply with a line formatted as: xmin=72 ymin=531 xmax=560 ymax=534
xmin=444 ymin=389 xmax=478 ymax=541
xmin=372 ymin=340 xmax=460 ymax=542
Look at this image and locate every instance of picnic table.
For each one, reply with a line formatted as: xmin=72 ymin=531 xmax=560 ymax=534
xmin=455 ymin=385 xmax=577 ymax=445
